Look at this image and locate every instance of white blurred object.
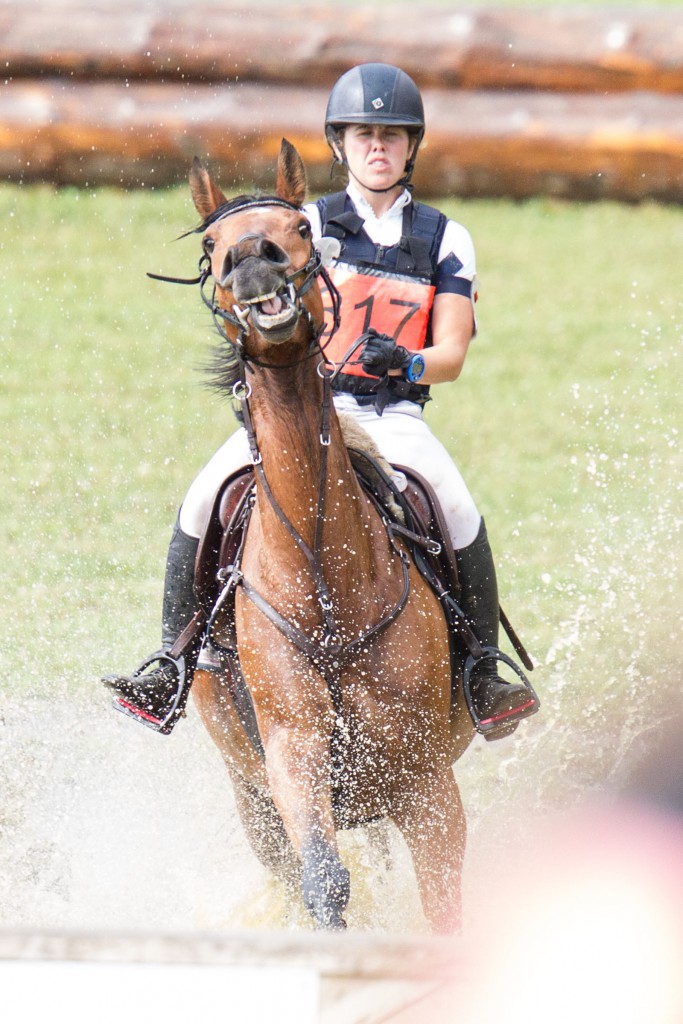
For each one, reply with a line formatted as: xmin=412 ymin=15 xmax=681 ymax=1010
xmin=460 ymin=801 xmax=683 ymax=1024
xmin=314 ymin=237 xmax=341 ymax=268
xmin=0 ymin=960 xmax=318 ymax=1024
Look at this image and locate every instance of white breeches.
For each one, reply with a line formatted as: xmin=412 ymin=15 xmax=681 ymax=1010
xmin=179 ymin=395 xmax=482 ymax=550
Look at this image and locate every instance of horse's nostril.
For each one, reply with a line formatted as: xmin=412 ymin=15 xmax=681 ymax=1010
xmin=220 ymin=251 xmax=234 ymax=283
xmin=259 ymin=239 xmax=290 ymax=269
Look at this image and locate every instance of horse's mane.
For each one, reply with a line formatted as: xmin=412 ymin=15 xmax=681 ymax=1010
xmin=203 ymin=339 xmax=242 ymax=403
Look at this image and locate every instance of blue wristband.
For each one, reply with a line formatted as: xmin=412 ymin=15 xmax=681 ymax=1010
xmin=405 ymin=353 xmax=426 ymax=383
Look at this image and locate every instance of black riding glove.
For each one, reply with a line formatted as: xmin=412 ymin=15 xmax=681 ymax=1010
xmin=360 ymin=329 xmax=412 ymax=377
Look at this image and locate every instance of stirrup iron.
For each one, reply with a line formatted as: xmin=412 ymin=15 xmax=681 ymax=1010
xmin=109 ymin=648 xmax=189 ymax=736
xmin=463 ymin=646 xmax=540 ymax=741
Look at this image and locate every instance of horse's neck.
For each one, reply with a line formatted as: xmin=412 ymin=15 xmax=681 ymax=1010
xmin=248 ymin=368 xmax=368 ymax=552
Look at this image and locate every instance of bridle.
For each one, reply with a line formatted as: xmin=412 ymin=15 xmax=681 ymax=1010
xmin=150 ymin=193 xmax=411 ymax=716
xmin=148 ymin=195 xmax=342 ymax=371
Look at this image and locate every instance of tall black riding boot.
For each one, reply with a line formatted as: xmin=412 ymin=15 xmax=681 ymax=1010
xmin=102 ymin=514 xmax=202 ymax=734
xmin=455 ymin=519 xmax=536 ymax=737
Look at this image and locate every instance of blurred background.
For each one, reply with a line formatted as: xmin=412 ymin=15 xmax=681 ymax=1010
xmin=0 ymin=1 xmax=681 ymax=1019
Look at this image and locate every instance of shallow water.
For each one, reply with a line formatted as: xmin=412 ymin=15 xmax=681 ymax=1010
xmin=1 ymin=654 xmax=674 ymax=937
xmin=0 ymin=692 xmax=430 ymax=933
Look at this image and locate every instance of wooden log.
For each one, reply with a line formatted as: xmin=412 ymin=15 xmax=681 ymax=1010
xmin=1 ymin=80 xmax=682 ymax=201
xmin=1 ymin=3 xmax=683 ymax=95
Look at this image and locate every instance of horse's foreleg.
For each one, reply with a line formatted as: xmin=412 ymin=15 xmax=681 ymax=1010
xmin=392 ymin=768 xmax=466 ymax=934
xmin=265 ymin=725 xmax=350 ymax=930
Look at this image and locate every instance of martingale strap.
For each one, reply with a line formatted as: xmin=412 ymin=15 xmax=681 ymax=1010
xmin=207 ymin=497 xmax=412 ymax=735
xmin=231 ymin=366 xmax=413 ymax=719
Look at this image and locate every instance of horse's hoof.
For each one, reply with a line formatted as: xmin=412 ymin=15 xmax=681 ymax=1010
xmin=314 ymin=913 xmax=346 ymax=931
xmin=301 ymin=837 xmax=351 ymax=931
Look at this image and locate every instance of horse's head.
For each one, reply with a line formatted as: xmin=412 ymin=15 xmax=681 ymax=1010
xmin=190 ymin=139 xmax=324 ymax=357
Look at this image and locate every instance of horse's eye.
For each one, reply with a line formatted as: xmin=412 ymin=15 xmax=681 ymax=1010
xmin=203 ymin=236 xmax=216 ymax=254
xmin=298 ymin=221 xmax=311 ymax=240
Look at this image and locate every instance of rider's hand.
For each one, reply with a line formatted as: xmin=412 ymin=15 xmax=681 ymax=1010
xmin=360 ymin=329 xmax=412 ymax=376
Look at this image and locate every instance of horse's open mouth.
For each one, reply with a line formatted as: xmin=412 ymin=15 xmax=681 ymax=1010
xmin=248 ymin=290 xmax=298 ymax=337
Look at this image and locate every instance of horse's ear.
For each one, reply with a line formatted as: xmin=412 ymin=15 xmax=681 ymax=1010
xmin=276 ymin=138 xmax=307 ymax=208
xmin=189 ymin=157 xmax=227 ymax=220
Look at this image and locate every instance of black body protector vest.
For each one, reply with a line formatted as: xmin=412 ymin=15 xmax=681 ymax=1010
xmin=316 ymin=192 xmax=448 ymax=407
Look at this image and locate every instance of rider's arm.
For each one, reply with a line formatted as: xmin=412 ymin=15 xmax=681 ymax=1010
xmin=392 ymin=217 xmax=477 ymax=385
xmin=410 ymin=293 xmax=474 ymax=384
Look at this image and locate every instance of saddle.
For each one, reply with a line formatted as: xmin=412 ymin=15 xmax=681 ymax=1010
xmin=190 ymin=450 xmax=533 ymax=754
xmin=194 ymin=450 xmax=461 ymax=631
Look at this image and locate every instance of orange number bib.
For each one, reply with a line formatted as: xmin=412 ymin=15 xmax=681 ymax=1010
xmin=321 ymin=263 xmax=435 ymax=378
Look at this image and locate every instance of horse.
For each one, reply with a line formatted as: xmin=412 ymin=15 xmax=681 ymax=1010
xmin=187 ymin=139 xmax=475 ymax=932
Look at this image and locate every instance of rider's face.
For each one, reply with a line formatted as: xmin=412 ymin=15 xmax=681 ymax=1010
xmin=342 ymin=124 xmax=412 ymax=193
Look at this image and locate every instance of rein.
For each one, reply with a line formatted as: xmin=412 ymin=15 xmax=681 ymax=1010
xmin=230 ymin=363 xmax=411 ymax=708
xmin=150 ymin=193 xmax=411 ymax=712
xmin=220 ymin=240 xmax=409 ymax=695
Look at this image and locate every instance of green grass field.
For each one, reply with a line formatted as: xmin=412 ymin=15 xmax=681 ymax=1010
xmin=1 ymin=180 xmax=681 ymax=805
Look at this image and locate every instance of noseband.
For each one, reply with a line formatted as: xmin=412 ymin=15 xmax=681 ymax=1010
xmin=148 ymin=195 xmax=342 ymax=370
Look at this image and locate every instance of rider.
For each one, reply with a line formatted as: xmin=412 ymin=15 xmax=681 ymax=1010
xmin=104 ymin=63 xmax=537 ymax=737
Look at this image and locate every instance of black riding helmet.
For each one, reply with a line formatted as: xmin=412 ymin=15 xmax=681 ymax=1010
xmin=325 ymin=63 xmax=425 ymax=190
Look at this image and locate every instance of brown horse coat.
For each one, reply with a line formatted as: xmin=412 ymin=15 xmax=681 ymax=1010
xmin=190 ymin=140 xmax=474 ymax=931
